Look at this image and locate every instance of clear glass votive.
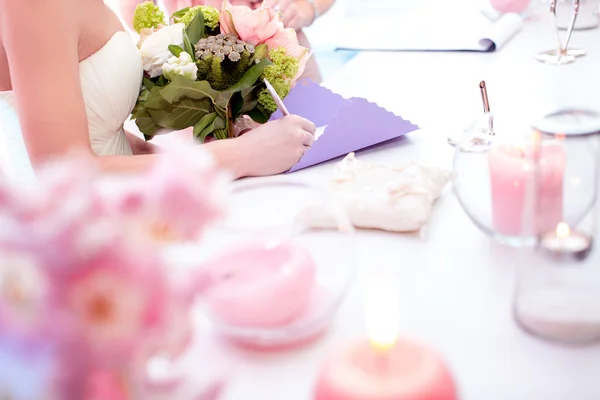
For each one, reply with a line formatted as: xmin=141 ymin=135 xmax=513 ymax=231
xmin=453 ymin=111 xmax=546 ymax=246
xmin=513 ymin=108 xmax=600 ymax=344
xmin=176 ymin=180 xmax=356 ymax=349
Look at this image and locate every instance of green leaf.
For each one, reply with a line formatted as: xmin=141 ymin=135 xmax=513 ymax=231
xmin=142 ymin=77 xmax=156 ymax=90
xmin=159 ymin=76 xmax=220 ymax=104
xmin=171 ymin=7 xmax=190 ymax=21
xmin=250 ymin=44 xmax=269 ymax=62
xmin=144 ymin=86 xmax=171 ymax=110
xmin=183 ymin=31 xmax=195 ymax=61
xmin=134 ymin=106 xmax=163 ymax=136
xmin=150 ymin=97 xmax=214 ymax=130
xmin=229 ymin=92 xmax=243 ymax=121
xmin=168 ymin=45 xmax=184 ymax=57
xmin=226 ymin=58 xmax=272 ymax=93
xmin=229 ymin=85 xmax=260 ymax=120
xmin=156 ymin=75 xmax=168 ymax=87
xmin=247 ymin=105 xmax=270 ymax=124
xmin=144 ymin=134 xmax=155 ymax=141
xmin=193 ymin=112 xmax=218 ymax=142
xmin=185 ymin=10 xmax=205 ymax=45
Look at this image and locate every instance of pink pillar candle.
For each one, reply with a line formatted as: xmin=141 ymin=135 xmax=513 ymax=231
xmin=488 ymin=142 xmax=565 ymax=237
xmin=203 ymin=239 xmax=317 ymax=328
xmin=490 ymin=0 xmax=531 ymax=14
xmin=314 ymin=338 xmax=457 ymax=400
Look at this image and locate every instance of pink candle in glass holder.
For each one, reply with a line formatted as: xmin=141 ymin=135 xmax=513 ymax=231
xmin=488 ymin=141 xmax=566 ymax=237
xmin=202 ymin=238 xmax=317 ymax=328
xmin=314 ymin=278 xmax=457 ymax=400
xmin=490 ymin=0 xmax=531 ymax=14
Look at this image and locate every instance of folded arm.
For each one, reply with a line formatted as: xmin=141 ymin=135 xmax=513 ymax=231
xmin=0 ymin=0 xmax=251 ymax=178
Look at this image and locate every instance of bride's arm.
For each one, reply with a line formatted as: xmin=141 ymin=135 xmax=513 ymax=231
xmin=1 ymin=0 xmax=94 ymax=165
xmin=1 ymin=0 xmax=314 ymax=178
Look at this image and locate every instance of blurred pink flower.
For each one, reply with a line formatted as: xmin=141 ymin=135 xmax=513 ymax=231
xmin=141 ymin=141 xmax=228 ymax=242
xmin=84 ymin=369 xmax=129 ymax=400
xmin=0 ymin=251 xmax=49 ymax=337
xmin=62 ymin=244 xmax=169 ymax=364
xmin=0 ymin=141 xmax=229 ymax=394
xmin=219 ymin=0 xmax=282 ymax=46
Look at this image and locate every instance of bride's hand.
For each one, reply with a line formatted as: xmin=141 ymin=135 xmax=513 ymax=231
xmin=126 ymin=131 xmax=158 ymax=155
xmin=234 ymin=115 xmax=316 ymax=176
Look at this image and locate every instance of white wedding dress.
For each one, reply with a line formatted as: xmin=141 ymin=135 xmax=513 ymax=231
xmin=0 ymin=31 xmax=142 ymax=184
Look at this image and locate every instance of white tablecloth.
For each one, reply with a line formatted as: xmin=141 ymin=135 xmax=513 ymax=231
xmin=200 ymin=7 xmax=600 ymax=400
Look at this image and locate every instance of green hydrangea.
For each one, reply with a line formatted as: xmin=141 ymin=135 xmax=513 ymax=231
xmin=179 ymin=6 xmax=220 ymax=32
xmin=258 ymin=47 xmax=299 ymax=113
xmin=132 ymin=1 xmax=166 ymax=33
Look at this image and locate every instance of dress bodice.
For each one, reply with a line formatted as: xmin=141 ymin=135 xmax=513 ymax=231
xmin=0 ymin=31 xmax=143 ymax=183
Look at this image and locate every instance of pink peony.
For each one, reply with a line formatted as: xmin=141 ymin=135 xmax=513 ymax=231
xmin=61 ymin=243 xmax=170 ymax=365
xmin=219 ymin=0 xmax=282 ymax=46
xmin=219 ymin=0 xmax=309 ymax=80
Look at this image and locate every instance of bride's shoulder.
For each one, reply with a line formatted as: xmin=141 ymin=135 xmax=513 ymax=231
xmin=0 ymin=0 xmax=85 ymax=33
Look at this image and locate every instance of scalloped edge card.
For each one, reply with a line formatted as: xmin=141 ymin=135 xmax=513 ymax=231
xmin=270 ymin=80 xmax=420 ymax=173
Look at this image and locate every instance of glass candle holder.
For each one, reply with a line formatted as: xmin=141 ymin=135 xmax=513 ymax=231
xmin=453 ymin=111 xmax=547 ymax=246
xmin=513 ymin=108 xmax=600 ymax=344
xmin=170 ymin=180 xmax=356 ymax=349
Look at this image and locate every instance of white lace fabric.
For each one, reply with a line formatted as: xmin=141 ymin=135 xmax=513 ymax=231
xmin=0 ymin=31 xmax=142 ymax=183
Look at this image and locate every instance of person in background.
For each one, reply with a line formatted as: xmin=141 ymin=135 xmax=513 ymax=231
xmin=121 ymin=0 xmax=333 ymax=83
xmin=261 ymin=0 xmax=335 ymax=83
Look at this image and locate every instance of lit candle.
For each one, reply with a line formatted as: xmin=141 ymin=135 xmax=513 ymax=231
xmin=540 ymin=222 xmax=593 ymax=261
xmin=202 ymin=238 xmax=317 ymax=328
xmin=488 ymin=141 xmax=565 ymax=237
xmin=314 ymin=278 xmax=457 ymax=400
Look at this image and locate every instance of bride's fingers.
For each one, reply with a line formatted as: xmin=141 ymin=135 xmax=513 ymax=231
xmin=301 ymin=131 xmax=314 ymax=148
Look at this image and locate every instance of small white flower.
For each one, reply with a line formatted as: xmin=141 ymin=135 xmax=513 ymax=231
xmin=162 ymin=52 xmax=198 ymax=81
xmin=139 ymin=23 xmax=185 ymax=78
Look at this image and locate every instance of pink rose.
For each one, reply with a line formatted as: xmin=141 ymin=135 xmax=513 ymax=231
xmin=219 ymin=0 xmax=282 ymax=46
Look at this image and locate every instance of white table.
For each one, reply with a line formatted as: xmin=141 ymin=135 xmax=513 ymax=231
xmin=184 ymin=9 xmax=600 ymax=400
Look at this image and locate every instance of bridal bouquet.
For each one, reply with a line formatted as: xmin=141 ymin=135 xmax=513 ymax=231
xmin=0 ymin=145 xmax=227 ymax=399
xmin=131 ymin=1 xmax=309 ymax=142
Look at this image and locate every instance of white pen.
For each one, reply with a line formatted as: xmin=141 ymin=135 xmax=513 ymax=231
xmin=263 ymin=78 xmax=290 ymax=116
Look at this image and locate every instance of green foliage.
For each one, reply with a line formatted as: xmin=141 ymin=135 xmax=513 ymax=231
xmin=179 ymin=6 xmax=220 ymax=35
xmin=258 ymin=47 xmax=297 ymax=116
xmin=168 ymin=45 xmax=184 ymax=57
xmin=132 ymin=39 xmax=298 ymax=141
xmin=132 ymin=1 xmax=165 ymax=33
xmin=183 ymin=31 xmax=195 ymax=61
xmin=185 ymin=10 xmax=205 ymax=47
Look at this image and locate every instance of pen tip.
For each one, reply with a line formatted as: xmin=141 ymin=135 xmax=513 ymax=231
xmin=479 ymin=81 xmax=486 ymax=89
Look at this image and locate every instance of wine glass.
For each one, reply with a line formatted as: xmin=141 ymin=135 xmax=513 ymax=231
xmin=533 ymin=0 xmax=586 ymax=65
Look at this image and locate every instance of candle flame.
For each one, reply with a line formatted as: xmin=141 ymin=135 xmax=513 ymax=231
xmin=365 ymin=276 xmax=400 ymax=351
xmin=556 ymin=222 xmax=570 ymax=238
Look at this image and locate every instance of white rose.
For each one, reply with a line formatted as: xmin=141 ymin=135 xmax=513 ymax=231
xmin=139 ymin=23 xmax=185 ymax=78
xmin=162 ymin=52 xmax=198 ymax=81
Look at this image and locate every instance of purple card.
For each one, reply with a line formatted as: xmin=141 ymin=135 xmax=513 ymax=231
xmin=270 ymin=80 xmax=420 ymax=172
